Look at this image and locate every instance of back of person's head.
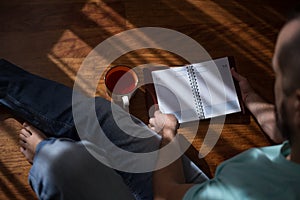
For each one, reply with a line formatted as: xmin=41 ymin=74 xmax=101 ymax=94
xmin=277 ymin=5 xmax=300 ymax=95
xmin=274 ymin=5 xmax=300 ymax=143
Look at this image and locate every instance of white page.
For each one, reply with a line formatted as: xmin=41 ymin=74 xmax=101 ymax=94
xmin=152 ymin=67 xmax=199 ymax=123
xmin=193 ymin=57 xmax=241 ymax=119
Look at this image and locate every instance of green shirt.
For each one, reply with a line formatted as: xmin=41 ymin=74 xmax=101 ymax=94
xmin=184 ymin=142 xmax=300 ymax=200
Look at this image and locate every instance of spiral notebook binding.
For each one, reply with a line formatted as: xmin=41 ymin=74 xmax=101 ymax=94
xmin=186 ymin=65 xmax=205 ymax=119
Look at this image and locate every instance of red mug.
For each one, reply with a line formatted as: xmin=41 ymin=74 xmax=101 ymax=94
xmin=104 ymin=65 xmax=138 ymax=109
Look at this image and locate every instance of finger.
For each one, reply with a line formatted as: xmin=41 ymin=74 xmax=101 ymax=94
xmin=153 ymin=110 xmax=161 ymax=117
xmin=148 ymin=124 xmax=154 ymax=129
xmin=150 ymin=127 xmax=156 ymax=131
xmin=20 ymin=128 xmax=31 ymax=137
xmin=230 ymin=68 xmax=240 ymax=80
xmin=149 ymin=118 xmax=156 ymax=126
xmin=231 ymin=68 xmax=245 ymax=81
xmin=153 ymin=104 xmax=159 ymax=111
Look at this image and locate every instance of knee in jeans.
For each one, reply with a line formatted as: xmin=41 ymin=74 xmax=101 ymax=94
xmin=35 ymin=141 xmax=83 ymax=183
xmin=29 ymin=142 xmax=86 ymax=199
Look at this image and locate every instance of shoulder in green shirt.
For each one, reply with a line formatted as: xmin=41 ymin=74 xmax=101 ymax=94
xmin=184 ymin=142 xmax=300 ymax=200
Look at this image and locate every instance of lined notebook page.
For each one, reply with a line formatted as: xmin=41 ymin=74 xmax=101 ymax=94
xmin=193 ymin=57 xmax=241 ymax=119
xmin=152 ymin=67 xmax=199 ymax=123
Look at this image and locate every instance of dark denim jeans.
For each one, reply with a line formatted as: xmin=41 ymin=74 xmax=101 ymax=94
xmin=0 ymin=59 xmax=208 ymax=200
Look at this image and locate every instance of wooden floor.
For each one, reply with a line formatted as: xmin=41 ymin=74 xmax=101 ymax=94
xmin=0 ymin=0 xmax=298 ymax=199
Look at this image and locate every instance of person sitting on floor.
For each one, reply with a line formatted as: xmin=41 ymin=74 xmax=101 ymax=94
xmin=4 ymin=6 xmax=300 ymax=200
xmin=150 ymin=8 xmax=300 ymax=200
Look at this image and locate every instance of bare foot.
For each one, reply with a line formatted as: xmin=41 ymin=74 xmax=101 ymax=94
xmin=19 ymin=122 xmax=47 ymax=163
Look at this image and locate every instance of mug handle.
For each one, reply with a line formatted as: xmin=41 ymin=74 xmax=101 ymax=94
xmin=122 ymin=96 xmax=130 ymax=110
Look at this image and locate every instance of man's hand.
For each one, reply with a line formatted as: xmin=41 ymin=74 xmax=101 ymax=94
xmin=231 ymin=68 xmax=255 ymax=103
xmin=148 ymin=110 xmax=179 ymax=141
xmin=231 ymin=68 xmax=284 ymax=143
xmin=150 ymin=111 xmax=194 ymax=200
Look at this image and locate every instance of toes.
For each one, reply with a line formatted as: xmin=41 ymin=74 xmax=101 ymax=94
xmin=19 ymin=137 xmax=28 ymax=149
xmin=24 ymin=123 xmax=47 ymax=139
xmin=19 ymin=133 xmax=27 ymax=142
xmin=20 ymin=128 xmax=31 ymax=137
xmin=20 ymin=146 xmax=25 ymax=153
xmin=24 ymin=123 xmax=41 ymax=134
xmin=20 ymin=146 xmax=33 ymax=164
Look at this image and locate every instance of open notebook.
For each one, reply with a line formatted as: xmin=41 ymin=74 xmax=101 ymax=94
xmin=151 ymin=57 xmax=241 ymax=123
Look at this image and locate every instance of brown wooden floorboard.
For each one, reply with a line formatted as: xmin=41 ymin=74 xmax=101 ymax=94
xmin=0 ymin=0 xmax=298 ymax=199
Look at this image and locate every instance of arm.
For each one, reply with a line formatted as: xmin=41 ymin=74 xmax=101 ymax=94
xmin=149 ymin=111 xmax=194 ymax=200
xmin=231 ymin=69 xmax=284 ymax=143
